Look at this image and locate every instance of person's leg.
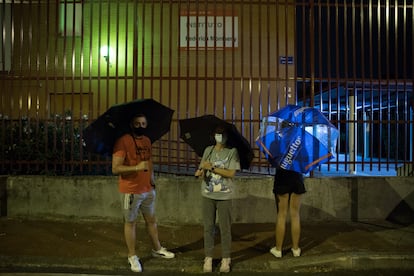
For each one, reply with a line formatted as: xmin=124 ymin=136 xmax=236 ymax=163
xmin=121 ymin=193 xmax=141 ymax=257
xmin=202 ymin=197 xmax=216 ymax=272
xmin=217 ymin=199 xmax=232 ymax=258
xmin=125 ymin=222 xmax=142 ymax=273
xmin=121 ymin=193 xmax=142 ymax=272
xmin=289 ymin=193 xmax=302 ymax=250
xmin=141 ymin=190 xmax=175 ymax=259
xmin=142 ymin=212 xmax=161 ymax=250
xmin=124 ymin=221 xmax=137 ymax=257
xmin=202 ymin=197 xmax=217 ymax=258
xmin=217 ymin=199 xmax=232 ymax=273
xmin=140 ymin=189 xmax=161 ymax=250
xmin=275 ymin=193 xmax=289 ymax=251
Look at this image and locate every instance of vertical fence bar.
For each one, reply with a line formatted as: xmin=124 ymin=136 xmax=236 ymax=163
xmin=248 ymin=1 xmax=253 ymax=139
xmin=401 ymin=1 xmax=407 ymax=170
xmin=87 ymin=0 xmax=94 ymax=173
xmin=275 ymin=0 xmax=280 ymax=109
xmin=326 ymin=1 xmax=336 ymax=171
xmin=176 ymin=0 xmax=183 ymax=171
xmin=43 ymin=2 xmax=50 ymax=174
xmin=114 ymin=1 xmax=120 ymax=104
xmin=62 ymin=1 xmax=68 ymax=173
xmin=69 ymin=1 xmax=76 ymax=173
xmin=309 ymin=0 xmax=315 ymax=109
xmin=213 ymin=0 xmax=218 ymax=116
xmin=16 ymin=2 xmax=23 ymax=173
xmin=0 ymin=3 xmax=5 ymax=173
xmin=184 ymin=0 xmax=190 ymax=161
xmin=0 ymin=0 xmax=412 ymax=176
xmin=316 ymin=0 xmax=322 ymax=112
xmin=203 ymin=1 xmax=208 ymax=115
xmin=158 ymin=0 xmax=167 ymax=172
xmin=123 ymin=2 xmax=130 ymax=104
xmin=231 ymin=0 xmax=237 ymax=166
xmin=78 ymin=0 xmax=85 ymax=174
xmin=132 ymin=1 xmax=138 ymax=99
xmin=168 ymin=0 xmax=175 ymax=172
xmin=300 ymin=2 xmax=307 ymax=110
xmin=27 ymin=1 xmax=33 ymax=173
xmin=222 ymin=0 xmax=227 ymax=121
xmin=407 ymin=0 xmax=413 ymax=174
xmin=239 ymin=0 xmax=244 ymax=139
xmin=359 ymin=1 xmax=367 ymax=171
xmin=377 ymin=0 xmax=383 ymax=171
xmin=283 ymin=0 xmax=290 ymax=107
xmin=139 ymin=1 xmax=145 ymax=99
xmin=412 ymin=0 xmax=414 ymax=174
xmin=393 ymin=0 xmax=398 ymax=171
xmin=253 ymin=1 xmax=261 ymax=149
xmin=384 ymin=0 xmax=390 ymax=171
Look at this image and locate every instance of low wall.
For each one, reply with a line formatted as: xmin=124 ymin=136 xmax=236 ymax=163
xmin=4 ymin=175 xmax=414 ymax=224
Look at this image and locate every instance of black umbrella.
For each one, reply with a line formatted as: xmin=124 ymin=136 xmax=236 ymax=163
xmin=179 ymin=115 xmax=254 ymax=170
xmin=83 ymin=98 xmax=174 ymax=155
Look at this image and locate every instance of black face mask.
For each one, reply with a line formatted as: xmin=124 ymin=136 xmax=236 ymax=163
xmin=132 ymin=127 xmax=146 ymax=136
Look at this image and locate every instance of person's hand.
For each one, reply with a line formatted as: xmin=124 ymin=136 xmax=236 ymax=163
xmin=200 ymin=161 xmax=214 ymax=171
xmin=194 ymin=168 xmax=204 ymax=177
xmin=136 ymin=161 xmax=149 ymax=171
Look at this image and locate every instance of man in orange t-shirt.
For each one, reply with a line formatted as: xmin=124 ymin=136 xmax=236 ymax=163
xmin=112 ymin=113 xmax=175 ymax=273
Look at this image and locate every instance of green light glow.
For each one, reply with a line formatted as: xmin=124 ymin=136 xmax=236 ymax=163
xmin=100 ymin=45 xmax=115 ymax=64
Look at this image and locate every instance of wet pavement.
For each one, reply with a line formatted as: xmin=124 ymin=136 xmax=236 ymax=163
xmin=0 ymin=218 xmax=414 ymax=275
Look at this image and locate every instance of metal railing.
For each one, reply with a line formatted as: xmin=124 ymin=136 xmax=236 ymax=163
xmin=0 ymin=0 xmax=412 ymax=177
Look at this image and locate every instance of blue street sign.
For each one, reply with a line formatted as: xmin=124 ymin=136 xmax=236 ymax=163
xmin=279 ymin=56 xmax=294 ymax=65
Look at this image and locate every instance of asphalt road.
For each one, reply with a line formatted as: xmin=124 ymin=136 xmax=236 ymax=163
xmin=1 ymin=270 xmax=414 ymax=276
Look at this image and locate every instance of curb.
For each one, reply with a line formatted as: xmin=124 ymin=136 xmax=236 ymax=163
xmin=1 ymin=252 xmax=414 ymax=274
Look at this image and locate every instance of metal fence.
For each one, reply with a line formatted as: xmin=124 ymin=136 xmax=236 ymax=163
xmin=0 ymin=0 xmax=413 ymax=177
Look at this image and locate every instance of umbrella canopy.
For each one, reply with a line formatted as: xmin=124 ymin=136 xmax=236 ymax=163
xmin=179 ymin=115 xmax=254 ymax=170
xmin=256 ymin=104 xmax=339 ymax=173
xmin=83 ymin=98 xmax=174 ymax=155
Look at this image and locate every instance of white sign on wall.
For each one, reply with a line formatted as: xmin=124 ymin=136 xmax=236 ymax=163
xmin=180 ymin=10 xmax=238 ymax=50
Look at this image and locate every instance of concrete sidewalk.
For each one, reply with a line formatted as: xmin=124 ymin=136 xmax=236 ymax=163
xmin=0 ymin=218 xmax=414 ymax=274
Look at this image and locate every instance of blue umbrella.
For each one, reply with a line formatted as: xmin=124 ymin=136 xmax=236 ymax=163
xmin=256 ymin=105 xmax=339 ymax=173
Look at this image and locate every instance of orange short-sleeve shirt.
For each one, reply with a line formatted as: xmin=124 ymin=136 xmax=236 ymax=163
xmin=113 ymin=134 xmax=152 ymax=194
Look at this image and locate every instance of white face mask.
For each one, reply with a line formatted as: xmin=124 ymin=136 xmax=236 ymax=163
xmin=214 ymin=133 xmax=227 ymax=144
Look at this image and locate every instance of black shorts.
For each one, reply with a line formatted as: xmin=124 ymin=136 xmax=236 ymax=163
xmin=273 ymin=168 xmax=306 ymax=195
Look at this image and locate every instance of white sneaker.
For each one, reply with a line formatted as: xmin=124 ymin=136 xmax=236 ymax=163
xmin=270 ymin=247 xmax=282 ymax=258
xmin=203 ymin=257 xmax=213 ymax=273
xmin=291 ymin=247 xmax=301 ymax=257
xmin=219 ymin=257 xmax=231 ymax=273
xmin=151 ymin=246 xmax=175 ymax=259
xmin=128 ymin=255 xmax=142 ymax=272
